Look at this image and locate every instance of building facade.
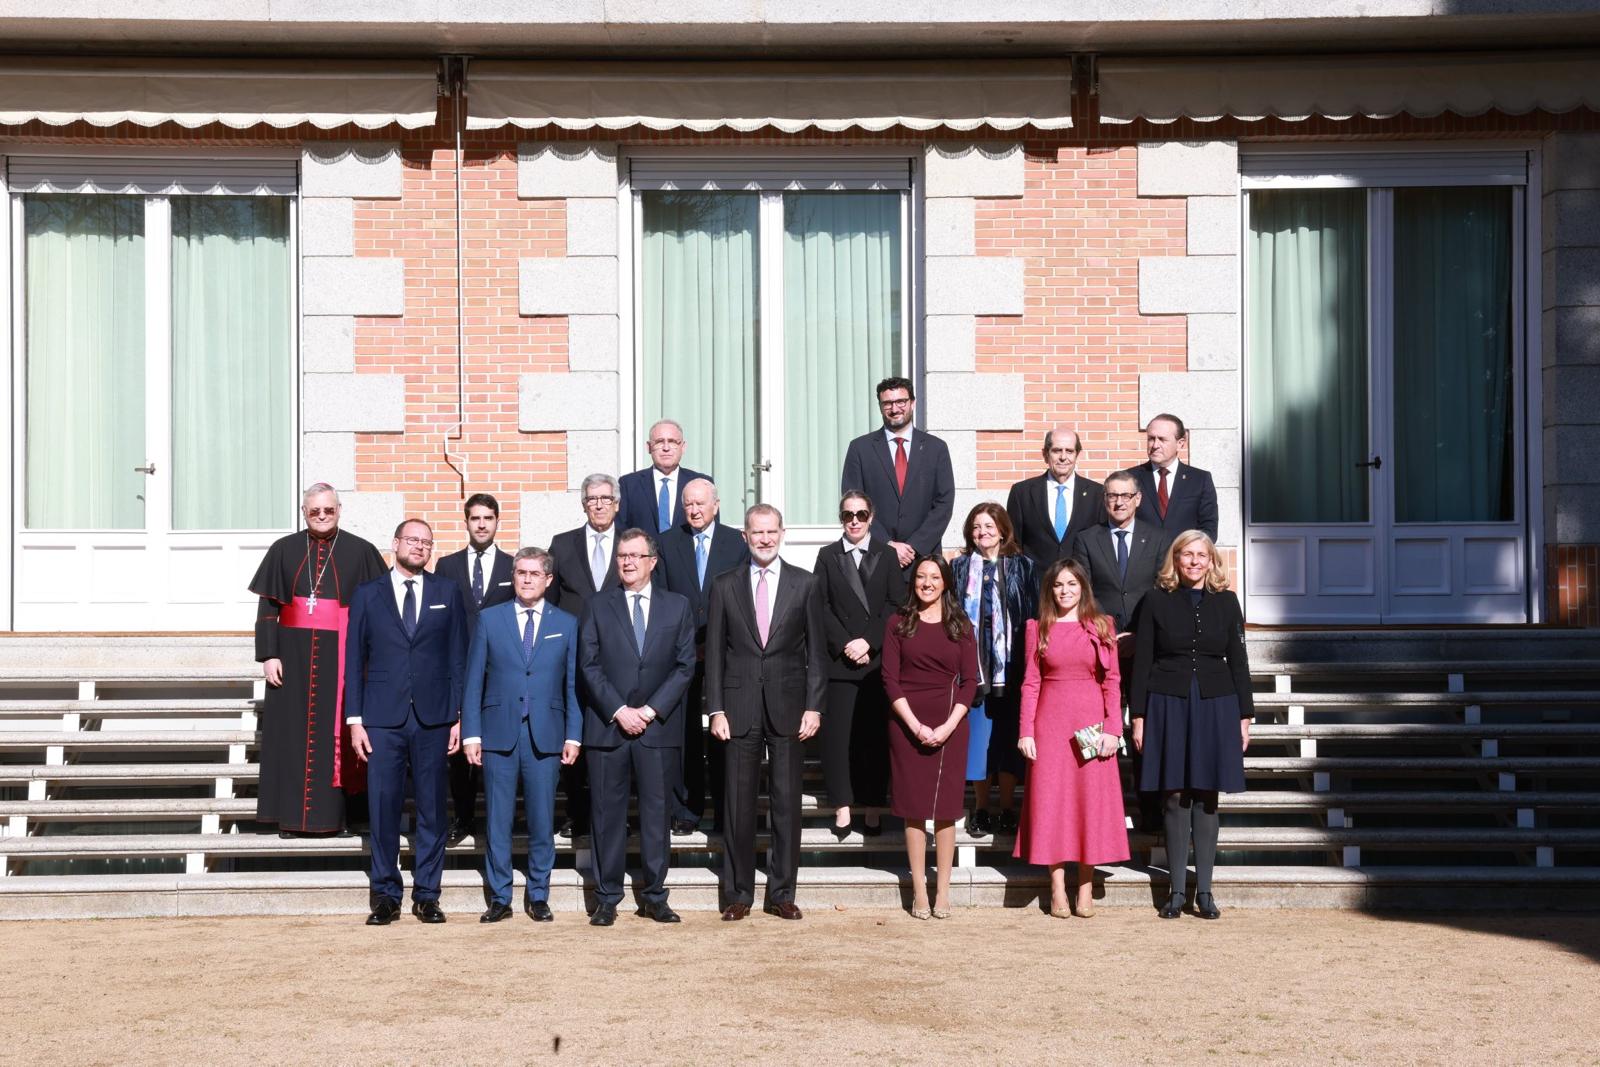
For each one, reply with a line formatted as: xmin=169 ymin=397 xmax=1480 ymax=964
xmin=0 ymin=6 xmax=1596 ymax=632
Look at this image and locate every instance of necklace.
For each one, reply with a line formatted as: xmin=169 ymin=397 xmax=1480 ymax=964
xmin=305 ymin=532 xmax=339 ymax=613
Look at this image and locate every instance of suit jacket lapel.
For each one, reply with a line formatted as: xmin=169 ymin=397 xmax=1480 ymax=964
xmin=871 ymin=432 xmax=900 ymax=498
xmin=839 ymin=546 xmax=870 ymax=611
xmin=769 ymin=564 xmax=798 ymax=635
xmin=1069 ymin=483 xmax=1096 ymax=541
xmin=734 ymin=568 xmax=761 ymax=643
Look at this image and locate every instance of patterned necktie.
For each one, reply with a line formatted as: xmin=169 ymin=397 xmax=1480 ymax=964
xmin=893 ymin=437 xmax=908 ymax=495
xmin=402 ymin=579 xmax=417 ymax=637
xmin=754 ymin=568 xmax=771 ymax=647
xmin=695 ymin=532 xmax=709 ymax=587
xmin=472 ymin=552 xmax=485 ymax=605
xmin=632 ymin=593 xmax=647 ymax=654
xmin=1157 ymin=466 xmax=1170 ymax=519
xmin=657 ymin=476 xmax=671 ymax=532
xmin=522 ymin=607 xmax=537 ymax=663
xmin=591 ymin=533 xmax=606 ymax=590
xmin=1115 ymin=529 xmax=1129 ymax=581
xmin=1054 ymin=483 xmax=1068 ymax=541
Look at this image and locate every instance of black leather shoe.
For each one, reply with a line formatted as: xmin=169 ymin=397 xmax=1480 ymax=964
xmin=446 ymin=820 xmax=471 ymax=846
xmin=411 ymin=900 xmax=447 ymax=924
xmin=859 ymin=816 xmax=883 ymax=837
xmin=829 ymin=822 xmax=851 ymax=842
xmin=671 ymin=818 xmax=699 ymax=836
xmin=1157 ymin=892 xmax=1184 ymax=920
xmin=967 ymin=809 xmax=993 ymax=838
xmin=366 ymin=897 xmax=401 ymax=926
xmin=1194 ymin=892 xmax=1221 ymax=920
xmin=997 ymin=809 xmax=1019 ymax=834
xmin=763 ymin=901 xmax=803 ymax=921
xmin=637 ymin=900 xmax=681 ymax=924
xmin=480 ymin=902 xmax=513 ymax=924
xmin=589 ymin=903 xmax=617 ymax=927
xmin=526 ymin=899 xmax=554 ymax=922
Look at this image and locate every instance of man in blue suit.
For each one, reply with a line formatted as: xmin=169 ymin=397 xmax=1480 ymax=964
xmin=462 ymin=546 xmax=581 ymax=924
xmin=617 ymin=419 xmax=711 ymax=534
xmin=578 ymin=528 xmax=697 ymax=926
xmin=345 ymin=518 xmax=468 ymax=926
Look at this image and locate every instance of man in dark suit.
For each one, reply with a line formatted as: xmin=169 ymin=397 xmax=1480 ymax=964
xmin=839 ymin=376 xmax=955 ymax=567
xmin=705 ymin=504 xmax=828 ymax=921
xmin=432 ymin=492 xmax=516 ymax=844
xmin=655 ymin=477 xmax=750 ymax=834
xmin=1133 ymin=413 xmax=1219 ymax=541
xmin=617 ymin=419 xmax=711 ymax=534
xmin=344 ymin=518 xmax=467 ymax=925
xmin=1069 ymin=470 xmax=1171 ymax=832
xmin=1005 ymin=427 xmax=1105 ymax=566
xmin=461 ymin=547 xmax=581 ymax=924
xmin=578 ymin=528 xmax=697 ymax=926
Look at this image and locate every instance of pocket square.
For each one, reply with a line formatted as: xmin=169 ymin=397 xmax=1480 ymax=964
xmin=542 ymin=634 xmax=562 ymax=641
xmin=428 ymin=603 xmax=447 ymax=610
xmin=496 ymin=581 xmax=511 ymax=587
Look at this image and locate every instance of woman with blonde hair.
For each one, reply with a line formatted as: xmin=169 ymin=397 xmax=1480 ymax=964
xmin=1014 ymin=558 xmax=1129 ymax=917
xmin=1130 ymin=530 xmax=1253 ymax=920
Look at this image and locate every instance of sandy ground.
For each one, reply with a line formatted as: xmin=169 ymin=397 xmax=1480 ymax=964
xmin=4 ymin=908 xmax=1597 ymax=1065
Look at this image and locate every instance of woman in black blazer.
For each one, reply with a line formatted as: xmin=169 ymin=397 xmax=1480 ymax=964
xmin=1130 ymin=530 xmax=1253 ymax=921
xmin=814 ymin=491 xmax=906 ymax=838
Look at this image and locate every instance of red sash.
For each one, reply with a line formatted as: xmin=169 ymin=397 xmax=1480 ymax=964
xmin=278 ymin=596 xmax=364 ymax=793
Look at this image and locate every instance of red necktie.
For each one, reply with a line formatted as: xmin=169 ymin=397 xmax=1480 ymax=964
xmin=894 ymin=437 xmax=908 ymax=494
xmin=1157 ymin=466 xmax=1170 ymax=519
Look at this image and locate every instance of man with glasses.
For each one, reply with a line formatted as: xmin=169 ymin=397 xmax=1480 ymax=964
xmin=1005 ymin=427 xmax=1105 ymax=566
xmin=840 ymin=377 xmax=955 ymax=568
xmin=618 ymin=419 xmax=711 ymax=534
xmin=248 ymin=483 xmax=386 ymax=838
xmin=344 ymin=519 xmax=468 ymax=924
xmin=578 ymin=529 xmax=696 ymax=926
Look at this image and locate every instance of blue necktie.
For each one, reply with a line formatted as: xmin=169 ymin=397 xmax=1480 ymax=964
xmin=632 ymin=594 xmax=647 ymax=654
xmin=471 ymin=552 xmax=485 ymax=605
xmin=402 ymin=579 xmax=417 ymax=637
xmin=522 ymin=607 xmax=537 ymax=664
xmin=657 ymin=477 xmax=671 ymax=532
xmin=695 ymin=532 xmax=709 ymax=587
xmin=1053 ymin=483 xmax=1068 ymax=541
xmin=1115 ymin=530 xmax=1129 ymax=581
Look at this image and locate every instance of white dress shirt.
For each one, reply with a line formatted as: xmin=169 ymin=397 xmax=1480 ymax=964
xmin=654 ymin=467 xmax=678 ymax=525
xmin=882 ymin=424 xmax=915 ymax=467
xmin=749 ymin=557 xmax=783 ymax=606
xmin=463 ymin=600 xmax=581 ymax=748
xmin=587 ymin=525 xmax=614 ymax=588
xmin=840 ymin=533 xmax=872 ymax=568
xmin=1043 ymin=472 xmax=1078 ymax=520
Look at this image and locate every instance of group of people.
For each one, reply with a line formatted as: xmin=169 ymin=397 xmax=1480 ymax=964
xmin=248 ymin=376 xmax=1252 ymax=927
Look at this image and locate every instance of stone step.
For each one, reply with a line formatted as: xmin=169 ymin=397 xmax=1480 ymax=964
xmin=1245 ymin=756 xmax=1600 ymax=774
xmin=1251 ymin=691 xmax=1600 ymax=707
xmin=0 ymin=732 xmax=256 ymax=749
xmin=0 ymin=798 xmax=258 ymax=821
xmin=1250 ymin=723 xmax=1600 ymax=739
xmin=1220 ymin=790 xmax=1600 ymax=811
xmin=0 ymin=763 xmax=259 ymax=784
xmin=0 ymin=699 xmax=258 ymax=718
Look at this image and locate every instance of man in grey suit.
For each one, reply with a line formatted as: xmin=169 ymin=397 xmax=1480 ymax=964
xmin=839 ymin=376 xmax=955 ymax=567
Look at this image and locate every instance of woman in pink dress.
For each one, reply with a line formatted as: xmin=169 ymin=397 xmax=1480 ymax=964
xmin=1014 ymin=558 xmax=1129 ymax=918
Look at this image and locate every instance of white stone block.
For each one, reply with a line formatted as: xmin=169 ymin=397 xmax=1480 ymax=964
xmin=1186 ymin=429 xmax=1241 ymax=489
xmin=1215 ymin=487 xmax=1242 ymax=549
xmin=1139 ymin=256 xmax=1236 ymax=315
xmin=926 ymin=256 xmax=1026 ymax=316
xmin=301 ymin=316 xmax=355 ymax=373
xmin=925 ymin=143 xmax=1025 ymax=199
xmin=1138 ymin=371 xmax=1240 ymax=431
xmin=301 ymin=142 xmax=403 ymax=199
xmin=925 ymin=315 xmax=976 ymax=373
xmin=924 ymin=198 xmax=975 ymax=256
xmin=566 ymin=197 xmax=619 ymax=257
xmin=518 ymin=142 xmax=620 ymax=199
xmin=1137 ymin=141 xmax=1239 ymax=198
xmin=520 ymin=490 xmax=583 ymax=551
xmin=303 ymin=373 xmax=407 ymax=433
xmin=568 ymin=314 xmax=621 ymax=371
xmin=300 ymin=197 xmax=354 ymax=257
xmin=1186 ymin=195 xmax=1240 ymax=256
xmin=566 ymin=430 xmax=621 ymax=489
xmin=942 ymin=430 xmax=978 ymax=491
xmin=924 ymin=372 xmax=1026 ymax=431
xmin=302 ymin=257 xmax=406 ymax=317
xmin=520 ymin=257 xmax=618 ymax=316
xmin=337 ymin=491 xmax=407 ymax=550
xmin=300 ymin=432 xmax=356 ymax=491
xmin=519 ymin=372 xmax=618 ymax=431
xmin=1187 ymin=313 xmax=1239 ymax=371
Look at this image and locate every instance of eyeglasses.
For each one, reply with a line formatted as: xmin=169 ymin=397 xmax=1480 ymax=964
xmin=304 ymin=507 xmax=338 ymax=517
xmin=1105 ymin=492 xmax=1139 ymax=504
xmin=878 ymin=398 xmax=912 ymax=409
xmin=583 ymin=496 xmax=617 ymax=507
xmin=399 ymin=536 xmax=434 ymax=548
xmin=840 ymin=509 xmax=871 ymax=523
xmin=615 ymin=552 xmax=655 ymax=563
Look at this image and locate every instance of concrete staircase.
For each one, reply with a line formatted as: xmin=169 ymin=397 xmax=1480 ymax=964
xmin=1 ymin=631 xmax=1597 ymax=919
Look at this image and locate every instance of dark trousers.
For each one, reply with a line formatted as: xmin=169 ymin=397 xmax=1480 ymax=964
xmin=588 ymin=739 xmax=675 ymax=907
xmin=366 ymin=707 xmax=450 ymax=904
xmin=820 ymin=677 xmax=889 ymax=808
xmin=722 ymin=716 xmax=803 ymax=907
xmin=481 ymin=726 xmax=560 ymax=906
xmin=448 ymin=749 xmax=480 ymax=827
xmin=669 ymin=671 xmax=725 ymax=826
xmin=560 ymin=752 xmax=590 ymax=830
xmin=1121 ymin=658 xmax=1161 ymax=831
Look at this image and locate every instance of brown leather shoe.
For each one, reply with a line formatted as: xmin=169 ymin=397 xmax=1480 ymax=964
xmin=720 ymin=902 xmax=751 ymax=922
xmin=763 ymin=901 xmax=803 ymax=921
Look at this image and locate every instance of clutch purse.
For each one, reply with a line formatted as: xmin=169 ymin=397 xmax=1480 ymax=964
xmin=1074 ymin=723 xmax=1105 ymax=761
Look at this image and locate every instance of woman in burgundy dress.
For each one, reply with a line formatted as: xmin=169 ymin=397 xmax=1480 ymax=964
xmin=882 ymin=554 xmax=979 ymax=920
xmin=1015 ymin=559 xmax=1129 ymax=918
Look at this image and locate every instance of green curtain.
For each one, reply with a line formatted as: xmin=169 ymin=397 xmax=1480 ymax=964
xmin=24 ymin=195 xmax=146 ymax=530
xmin=171 ymin=197 xmax=293 ymax=530
xmin=1392 ymin=186 xmax=1514 ymax=523
xmin=1246 ymin=189 xmax=1369 ymax=524
xmin=782 ymin=192 xmax=902 ymax=525
xmin=640 ymin=193 xmax=759 ymax=512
